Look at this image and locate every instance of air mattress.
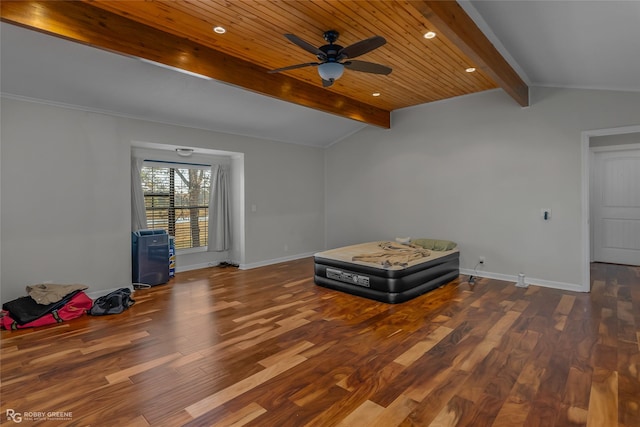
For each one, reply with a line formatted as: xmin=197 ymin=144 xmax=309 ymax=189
xmin=314 ymin=241 xmax=459 ymax=303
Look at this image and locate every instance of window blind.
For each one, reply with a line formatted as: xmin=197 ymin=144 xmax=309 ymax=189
xmin=141 ymin=162 xmax=211 ymax=250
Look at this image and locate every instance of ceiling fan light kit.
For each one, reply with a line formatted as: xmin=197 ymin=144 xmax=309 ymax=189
xmin=269 ymin=30 xmax=391 ymax=87
xmin=318 ymin=62 xmax=344 ymax=82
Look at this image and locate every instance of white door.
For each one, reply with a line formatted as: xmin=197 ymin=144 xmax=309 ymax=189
xmin=592 ymin=147 xmax=640 ymax=266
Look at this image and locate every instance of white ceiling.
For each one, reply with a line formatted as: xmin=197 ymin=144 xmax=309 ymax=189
xmin=0 ymin=23 xmax=367 ymax=148
xmin=466 ymin=0 xmax=640 ymax=92
xmin=2 ymin=1 xmax=639 ymax=148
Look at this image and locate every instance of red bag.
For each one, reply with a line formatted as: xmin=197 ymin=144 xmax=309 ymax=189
xmin=1 ymin=292 xmax=93 ymax=330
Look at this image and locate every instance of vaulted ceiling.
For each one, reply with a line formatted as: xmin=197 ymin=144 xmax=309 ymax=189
xmin=0 ymin=0 xmax=529 ymax=129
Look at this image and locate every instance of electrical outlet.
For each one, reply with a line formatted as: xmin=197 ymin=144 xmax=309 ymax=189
xmin=479 ymin=256 xmax=485 ymax=264
xmin=541 ymin=209 xmax=551 ymax=220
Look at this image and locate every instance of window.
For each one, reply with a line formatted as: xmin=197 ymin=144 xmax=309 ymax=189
xmin=140 ymin=163 xmax=211 ymax=250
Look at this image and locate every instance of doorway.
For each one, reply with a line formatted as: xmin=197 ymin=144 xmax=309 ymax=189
xmin=591 ymin=143 xmax=640 ymax=265
xmin=581 ymin=125 xmax=640 ymax=291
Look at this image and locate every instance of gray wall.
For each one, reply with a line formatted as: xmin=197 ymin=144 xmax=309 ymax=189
xmin=3 ymin=86 xmax=639 ymax=302
xmin=325 ymin=87 xmax=640 ymax=290
xmin=0 ymin=98 xmax=325 ymax=302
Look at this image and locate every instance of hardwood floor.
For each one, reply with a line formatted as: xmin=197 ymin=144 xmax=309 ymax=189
xmin=1 ymin=260 xmax=638 ymax=426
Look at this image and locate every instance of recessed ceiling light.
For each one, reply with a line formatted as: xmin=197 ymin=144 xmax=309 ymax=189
xmin=372 ymin=92 xmax=381 ymax=97
xmin=213 ymin=26 xmax=226 ymax=34
xmin=423 ymin=31 xmax=436 ymax=39
xmin=465 ymin=67 xmax=476 ymax=73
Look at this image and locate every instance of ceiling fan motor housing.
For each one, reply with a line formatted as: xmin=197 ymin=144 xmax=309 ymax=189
xmin=318 ymin=44 xmax=343 ymax=62
xmin=319 ymin=30 xmax=342 ymax=62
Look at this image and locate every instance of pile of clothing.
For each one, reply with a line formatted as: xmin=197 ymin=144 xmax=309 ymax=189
xmin=1 ymin=284 xmax=92 ymax=330
xmin=352 ymin=241 xmax=432 ymax=267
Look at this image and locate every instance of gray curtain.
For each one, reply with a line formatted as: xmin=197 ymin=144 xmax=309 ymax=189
xmin=208 ymin=164 xmax=231 ymax=251
xmin=131 ymin=157 xmax=147 ymax=231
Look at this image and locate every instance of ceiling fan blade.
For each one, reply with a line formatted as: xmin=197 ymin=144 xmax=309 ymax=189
xmin=284 ymin=34 xmax=326 ymax=59
xmin=343 ymin=60 xmax=392 ymax=75
xmin=338 ymin=35 xmax=386 ymax=59
xmin=322 ymin=79 xmax=334 ymax=88
xmin=268 ymin=62 xmax=320 ymax=73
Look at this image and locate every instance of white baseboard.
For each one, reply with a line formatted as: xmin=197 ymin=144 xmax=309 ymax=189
xmin=459 ymin=269 xmax=586 ymax=293
xmin=175 ymin=262 xmax=216 ymax=273
xmin=167 ymin=250 xmax=315 ymax=273
xmin=137 ymin=257 xmax=586 ymax=293
xmin=240 ymin=251 xmax=317 ymax=270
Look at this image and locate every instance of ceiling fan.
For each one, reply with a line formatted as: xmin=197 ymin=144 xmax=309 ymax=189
xmin=268 ymin=30 xmax=392 ymax=87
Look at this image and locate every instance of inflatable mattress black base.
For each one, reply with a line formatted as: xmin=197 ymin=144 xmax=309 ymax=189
xmin=314 ymin=250 xmax=459 ymax=304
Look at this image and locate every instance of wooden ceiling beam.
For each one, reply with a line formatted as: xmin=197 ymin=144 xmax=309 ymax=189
xmin=0 ymin=1 xmax=390 ymax=128
xmin=413 ymin=1 xmax=529 ymax=107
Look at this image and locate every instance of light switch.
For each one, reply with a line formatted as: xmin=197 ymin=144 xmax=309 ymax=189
xmin=251 ymin=204 xmax=257 ymax=212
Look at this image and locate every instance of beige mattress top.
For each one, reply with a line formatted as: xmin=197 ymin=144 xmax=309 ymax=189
xmin=315 ymin=241 xmax=459 ymax=271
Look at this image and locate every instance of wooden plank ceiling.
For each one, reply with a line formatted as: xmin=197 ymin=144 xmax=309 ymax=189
xmin=1 ymin=1 xmax=528 ymax=128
